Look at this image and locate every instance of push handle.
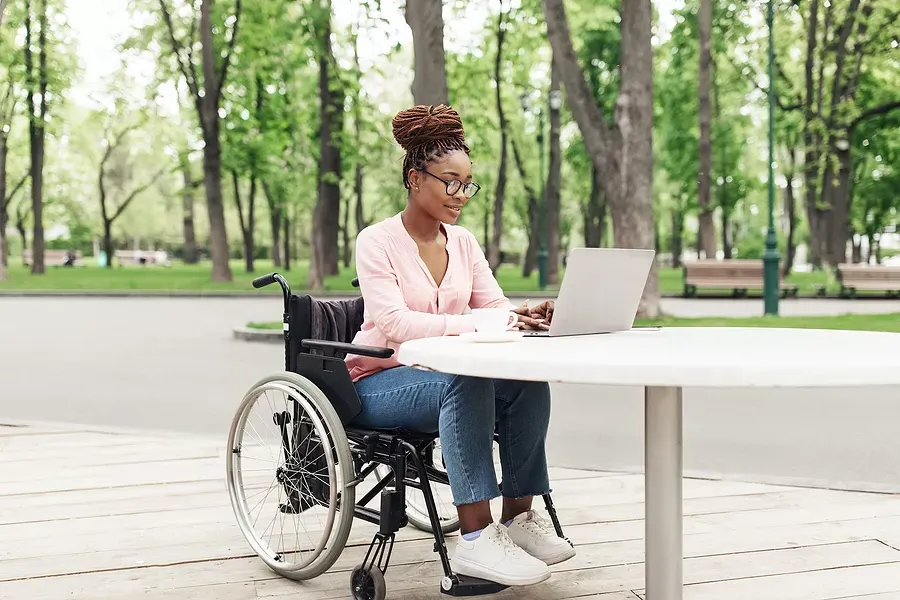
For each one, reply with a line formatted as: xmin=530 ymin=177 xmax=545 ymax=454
xmin=252 ymin=273 xmax=278 ymax=289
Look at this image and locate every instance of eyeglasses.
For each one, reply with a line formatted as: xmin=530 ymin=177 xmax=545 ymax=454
xmin=419 ymin=170 xmax=481 ymax=199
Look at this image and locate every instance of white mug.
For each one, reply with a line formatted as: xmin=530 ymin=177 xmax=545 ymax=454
xmin=471 ymin=308 xmax=518 ymax=333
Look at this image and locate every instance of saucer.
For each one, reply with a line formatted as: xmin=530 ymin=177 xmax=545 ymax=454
xmin=460 ymin=331 xmax=525 ymax=343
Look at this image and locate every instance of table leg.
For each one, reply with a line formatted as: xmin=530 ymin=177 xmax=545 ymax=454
xmin=644 ymin=385 xmax=684 ymax=600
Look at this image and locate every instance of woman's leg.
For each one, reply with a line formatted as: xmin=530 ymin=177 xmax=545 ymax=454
xmin=493 ymin=378 xmax=552 ymax=513
xmin=353 ymin=367 xmax=551 ymax=585
xmin=353 ymin=367 xmax=500 ymax=526
xmin=494 ymin=379 xmax=575 ymax=565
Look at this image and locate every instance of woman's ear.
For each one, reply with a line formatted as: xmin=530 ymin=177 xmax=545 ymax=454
xmin=408 ymin=169 xmax=420 ymax=190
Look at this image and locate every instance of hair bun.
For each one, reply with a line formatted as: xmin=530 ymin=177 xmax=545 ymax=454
xmin=391 ymin=104 xmax=466 ymax=152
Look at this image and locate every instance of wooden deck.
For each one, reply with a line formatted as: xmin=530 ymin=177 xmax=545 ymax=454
xmin=3 ymin=422 xmax=900 ymax=600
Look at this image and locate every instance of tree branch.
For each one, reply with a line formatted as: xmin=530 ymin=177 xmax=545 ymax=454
xmin=158 ymin=0 xmax=200 ymax=99
xmin=850 ymin=100 xmax=900 ymax=130
xmin=2 ymin=172 xmax=28 ymax=209
xmin=111 ymin=168 xmax=167 ymax=223
xmin=215 ymin=0 xmax=242 ymax=101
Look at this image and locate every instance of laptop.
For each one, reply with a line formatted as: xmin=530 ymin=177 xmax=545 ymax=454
xmin=524 ymin=247 xmax=656 ymax=337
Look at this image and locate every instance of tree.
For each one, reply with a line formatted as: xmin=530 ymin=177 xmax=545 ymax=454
xmin=97 ymin=119 xmax=167 ymax=267
xmin=157 ymin=0 xmax=241 ymax=282
xmin=545 ymin=56 xmax=562 ymax=284
xmin=487 ymin=0 xmax=509 ymax=272
xmin=23 ymin=0 xmax=48 ymax=274
xmin=696 ymin=0 xmax=716 ymax=259
xmin=543 ymin=0 xmax=659 ymax=317
xmin=406 ymin=0 xmax=449 ymax=105
xmin=307 ymin=0 xmax=343 ymax=290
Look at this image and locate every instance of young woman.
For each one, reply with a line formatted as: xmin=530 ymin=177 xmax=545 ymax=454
xmin=345 ymin=104 xmax=575 ymax=586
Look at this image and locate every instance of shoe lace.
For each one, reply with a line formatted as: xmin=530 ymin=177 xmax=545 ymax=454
xmin=489 ymin=524 xmax=529 ymax=557
xmin=522 ymin=510 xmax=556 ymax=536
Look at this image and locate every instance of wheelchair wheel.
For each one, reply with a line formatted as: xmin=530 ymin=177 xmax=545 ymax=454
xmin=376 ymin=438 xmax=460 ymax=534
xmin=227 ymin=372 xmax=355 ymax=580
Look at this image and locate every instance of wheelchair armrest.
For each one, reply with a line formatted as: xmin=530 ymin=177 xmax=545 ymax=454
xmin=301 ymin=339 xmax=394 ymax=359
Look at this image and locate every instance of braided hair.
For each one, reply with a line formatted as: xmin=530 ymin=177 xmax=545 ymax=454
xmin=391 ymin=104 xmax=470 ymax=190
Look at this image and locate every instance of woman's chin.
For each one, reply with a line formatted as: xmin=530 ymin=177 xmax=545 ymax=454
xmin=440 ymin=207 xmax=462 ymax=223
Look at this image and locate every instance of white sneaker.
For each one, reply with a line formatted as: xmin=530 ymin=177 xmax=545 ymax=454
xmin=452 ymin=523 xmax=551 ymax=586
xmin=505 ymin=509 xmax=576 ymax=565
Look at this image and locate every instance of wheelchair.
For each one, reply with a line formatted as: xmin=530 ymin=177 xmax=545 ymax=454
xmin=226 ymin=272 xmax=571 ymax=599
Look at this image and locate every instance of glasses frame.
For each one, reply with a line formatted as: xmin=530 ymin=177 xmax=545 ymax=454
xmin=418 ymin=170 xmax=481 ymax=199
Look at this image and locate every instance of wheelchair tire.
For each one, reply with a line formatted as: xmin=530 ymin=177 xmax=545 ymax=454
xmin=226 ymin=371 xmax=355 ymax=581
xmin=350 ymin=564 xmax=386 ymax=600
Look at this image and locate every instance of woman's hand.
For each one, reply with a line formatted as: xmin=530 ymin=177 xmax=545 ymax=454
xmin=512 ymin=300 xmax=554 ymax=330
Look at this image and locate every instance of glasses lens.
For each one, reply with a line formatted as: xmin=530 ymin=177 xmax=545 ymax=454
xmin=445 ymin=180 xmax=461 ymax=195
xmin=464 ymin=183 xmax=480 ymax=198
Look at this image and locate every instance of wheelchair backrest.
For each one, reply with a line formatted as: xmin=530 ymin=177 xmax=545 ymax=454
xmin=287 ymin=294 xmax=365 ymax=425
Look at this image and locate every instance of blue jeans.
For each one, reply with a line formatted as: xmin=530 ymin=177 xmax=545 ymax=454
xmin=352 ymin=366 xmax=552 ymax=506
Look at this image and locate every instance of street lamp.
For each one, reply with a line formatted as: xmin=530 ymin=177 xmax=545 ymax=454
xmin=763 ymin=0 xmax=780 ymax=315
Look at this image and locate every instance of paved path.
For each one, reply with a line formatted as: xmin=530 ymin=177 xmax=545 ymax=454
xmin=2 ymin=296 xmax=900 ymax=492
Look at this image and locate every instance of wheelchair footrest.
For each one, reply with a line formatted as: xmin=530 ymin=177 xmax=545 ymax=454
xmin=439 ymin=574 xmax=508 ymax=596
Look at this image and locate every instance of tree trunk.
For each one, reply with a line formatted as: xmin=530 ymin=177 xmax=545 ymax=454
xmin=231 ymin=170 xmax=256 ymax=273
xmin=282 ymin=209 xmax=291 ymax=271
xmin=0 ymin=134 xmax=8 ymax=279
xmin=822 ymin=141 xmax=852 ymax=266
xmin=200 ymin=113 xmax=231 ymax=281
xmin=308 ymin=5 xmax=342 ymax=290
xmin=542 ymin=0 xmax=659 ymax=317
xmin=180 ymin=159 xmax=198 ymax=264
xmin=24 ymin=0 xmax=47 ymax=275
xmin=488 ymin=2 xmax=508 ymax=272
xmin=670 ymin=207 xmax=684 ymax=269
xmin=546 ymin=56 xmax=562 ymax=285
xmin=405 ymin=0 xmax=449 ymax=105
xmin=696 ymin=0 xmax=716 ymax=259
xmin=342 ymin=188 xmax=351 ymax=268
xmin=583 ymin=164 xmax=605 ymax=248
xmin=511 ymin=136 xmax=540 ymax=277
xmin=103 ymin=220 xmax=114 ymax=270
xmin=352 ymin=27 xmax=366 ymax=242
xmin=803 ymin=0 xmax=823 ymax=268
xmin=782 ymin=149 xmax=797 ymax=276
xmin=16 ymin=211 xmax=27 ymax=263
xmin=263 ymin=181 xmax=282 ymax=267
xmin=246 ymin=176 xmax=256 ymax=272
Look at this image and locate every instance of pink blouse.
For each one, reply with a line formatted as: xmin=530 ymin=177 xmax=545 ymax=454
xmin=345 ymin=213 xmax=515 ymax=382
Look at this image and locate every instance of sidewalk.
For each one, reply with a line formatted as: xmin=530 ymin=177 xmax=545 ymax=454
xmin=3 ymin=421 xmax=900 ymax=599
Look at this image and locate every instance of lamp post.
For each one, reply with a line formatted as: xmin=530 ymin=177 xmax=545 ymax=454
xmin=763 ymin=0 xmax=780 ymax=315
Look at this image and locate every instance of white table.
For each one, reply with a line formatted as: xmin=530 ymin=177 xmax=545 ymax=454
xmin=397 ymin=327 xmax=900 ymax=600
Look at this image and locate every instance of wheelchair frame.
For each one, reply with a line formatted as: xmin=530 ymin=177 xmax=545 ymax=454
xmin=233 ymin=272 xmax=569 ymax=599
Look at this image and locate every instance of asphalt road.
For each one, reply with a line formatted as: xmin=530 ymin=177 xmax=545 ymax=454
xmin=2 ymin=296 xmax=899 ymax=492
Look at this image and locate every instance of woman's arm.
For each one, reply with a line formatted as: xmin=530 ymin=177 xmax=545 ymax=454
xmin=467 ymin=232 xmax=516 ymax=311
xmin=356 ymin=229 xmax=475 ymax=343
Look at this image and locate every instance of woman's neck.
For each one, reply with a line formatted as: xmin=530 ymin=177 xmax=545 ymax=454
xmin=401 ymin=204 xmax=443 ymax=243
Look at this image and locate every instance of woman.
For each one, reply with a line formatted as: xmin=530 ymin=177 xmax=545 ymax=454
xmin=345 ymin=104 xmax=575 ymax=587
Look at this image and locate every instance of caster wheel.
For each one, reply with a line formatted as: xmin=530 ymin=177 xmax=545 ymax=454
xmin=441 ymin=576 xmax=453 ymax=591
xmin=350 ymin=564 xmax=387 ymax=600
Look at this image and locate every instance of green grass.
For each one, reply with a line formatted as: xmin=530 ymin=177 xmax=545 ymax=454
xmin=0 ymin=258 xmax=838 ymax=296
xmin=248 ymin=312 xmax=900 ymax=333
xmin=0 ymin=260 xmax=543 ymax=293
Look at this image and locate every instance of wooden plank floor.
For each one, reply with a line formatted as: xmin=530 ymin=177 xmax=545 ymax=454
xmin=3 ymin=421 xmax=900 ymax=600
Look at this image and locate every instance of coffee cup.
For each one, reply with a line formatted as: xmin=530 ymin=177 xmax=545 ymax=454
xmin=471 ymin=308 xmax=518 ymax=333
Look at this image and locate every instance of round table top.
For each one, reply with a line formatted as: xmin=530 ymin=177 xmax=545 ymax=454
xmin=397 ymin=327 xmax=900 ymax=388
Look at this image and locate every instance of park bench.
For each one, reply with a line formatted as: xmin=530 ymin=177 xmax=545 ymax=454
xmin=836 ymin=263 xmax=900 ymax=298
xmin=113 ymin=250 xmax=170 ymax=267
xmin=22 ymin=249 xmax=84 ymax=267
xmin=682 ymin=259 xmax=798 ymax=298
